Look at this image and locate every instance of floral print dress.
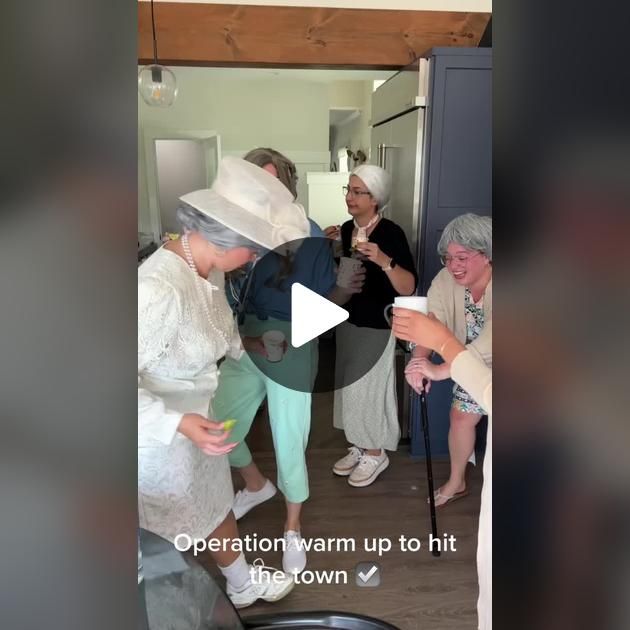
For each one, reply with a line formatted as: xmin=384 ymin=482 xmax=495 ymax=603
xmin=451 ymin=288 xmax=486 ymax=415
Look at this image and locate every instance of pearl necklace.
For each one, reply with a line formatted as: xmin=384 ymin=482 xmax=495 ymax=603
xmin=181 ymin=233 xmax=233 ymax=347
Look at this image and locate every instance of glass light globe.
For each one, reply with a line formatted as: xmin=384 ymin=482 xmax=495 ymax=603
xmin=138 ymin=64 xmax=177 ymax=107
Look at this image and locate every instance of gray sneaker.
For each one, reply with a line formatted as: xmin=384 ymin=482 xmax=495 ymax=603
xmin=333 ymin=446 xmax=364 ymax=476
xmin=348 ymin=450 xmax=389 ymax=487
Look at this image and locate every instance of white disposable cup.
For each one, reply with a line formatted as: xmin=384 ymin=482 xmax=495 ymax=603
xmin=262 ymin=330 xmax=286 ymax=362
xmin=384 ymin=296 xmax=428 ymax=327
xmin=393 ymin=296 xmax=428 ymax=314
xmin=337 ymin=257 xmax=363 ymax=288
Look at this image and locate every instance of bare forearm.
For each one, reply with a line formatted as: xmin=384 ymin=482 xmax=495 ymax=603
xmin=328 ymin=285 xmax=352 ymax=306
xmin=410 ymin=346 xmax=452 ymax=381
xmin=385 ymin=266 xmax=416 ymax=296
xmin=420 ymin=335 xmax=466 ymax=379
xmin=411 ymin=344 xmax=431 ymax=360
xmin=438 ymin=336 xmax=467 ymax=366
xmin=431 ymin=362 xmax=451 ymax=381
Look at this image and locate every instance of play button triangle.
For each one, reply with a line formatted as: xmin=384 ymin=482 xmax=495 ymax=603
xmin=291 ymin=282 xmax=349 ymax=348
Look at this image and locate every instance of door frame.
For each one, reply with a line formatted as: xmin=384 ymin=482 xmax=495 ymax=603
xmin=143 ymin=128 xmax=221 ymax=242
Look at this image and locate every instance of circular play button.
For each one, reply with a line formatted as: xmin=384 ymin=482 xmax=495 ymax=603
xmin=232 ymin=236 xmax=393 ymax=394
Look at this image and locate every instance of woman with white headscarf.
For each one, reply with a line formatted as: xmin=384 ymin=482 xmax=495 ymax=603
xmin=331 ymin=164 xmax=417 ymax=487
xmin=138 ymin=156 xmax=310 ymax=609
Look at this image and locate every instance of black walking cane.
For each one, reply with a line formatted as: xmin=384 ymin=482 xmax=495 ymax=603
xmin=418 ymin=381 xmax=441 ymax=557
xmin=386 ymin=305 xmax=440 ymax=556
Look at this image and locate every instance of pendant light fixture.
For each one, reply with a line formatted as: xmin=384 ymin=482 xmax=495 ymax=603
xmin=138 ymin=0 xmax=178 ymax=107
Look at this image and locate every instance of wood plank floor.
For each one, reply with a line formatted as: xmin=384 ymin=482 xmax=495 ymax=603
xmin=198 ymin=390 xmax=483 ymax=630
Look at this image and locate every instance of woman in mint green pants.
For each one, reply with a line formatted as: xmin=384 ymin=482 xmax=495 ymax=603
xmin=214 ymin=318 xmax=316 ymax=508
xmin=212 ymin=225 xmax=335 ymax=576
xmin=211 ymin=148 xmax=361 ymax=575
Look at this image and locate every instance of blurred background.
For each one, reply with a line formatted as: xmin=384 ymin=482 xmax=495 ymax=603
xmin=1 ymin=1 xmax=630 ymax=629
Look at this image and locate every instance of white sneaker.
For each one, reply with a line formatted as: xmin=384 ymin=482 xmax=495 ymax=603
xmin=348 ymin=450 xmax=389 ymax=487
xmin=227 ymin=559 xmax=295 ymax=609
xmin=232 ymin=480 xmax=277 ymax=520
xmin=332 ymin=446 xmax=364 ymax=476
xmin=282 ymin=530 xmax=307 ymax=574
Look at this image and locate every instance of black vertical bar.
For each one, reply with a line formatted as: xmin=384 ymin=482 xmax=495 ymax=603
xmin=421 ymin=386 xmax=441 ymax=556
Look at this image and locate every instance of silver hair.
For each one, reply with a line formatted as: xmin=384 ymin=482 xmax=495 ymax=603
xmin=175 ymin=202 xmax=267 ymax=256
xmin=243 ymin=147 xmax=299 ymax=200
xmin=437 ymin=213 xmax=492 ymax=260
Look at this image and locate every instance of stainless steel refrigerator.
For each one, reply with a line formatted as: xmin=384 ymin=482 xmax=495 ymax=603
xmin=370 ymin=48 xmax=492 ymax=455
xmin=370 ymin=57 xmax=429 ymax=266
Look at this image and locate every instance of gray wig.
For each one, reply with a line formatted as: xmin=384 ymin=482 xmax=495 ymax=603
xmin=175 ymin=202 xmax=267 ymax=257
xmin=243 ymin=147 xmax=298 ymax=200
xmin=437 ymin=213 xmax=492 ymax=261
xmin=243 ymin=147 xmax=299 ymax=287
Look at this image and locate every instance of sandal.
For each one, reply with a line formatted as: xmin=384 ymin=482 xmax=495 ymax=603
xmin=427 ymin=488 xmax=468 ymax=508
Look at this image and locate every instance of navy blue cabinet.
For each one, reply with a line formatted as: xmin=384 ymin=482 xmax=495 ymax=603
xmin=411 ymin=47 xmax=492 ymax=458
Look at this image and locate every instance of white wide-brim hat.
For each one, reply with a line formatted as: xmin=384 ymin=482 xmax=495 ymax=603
xmin=180 ymin=156 xmax=310 ymax=251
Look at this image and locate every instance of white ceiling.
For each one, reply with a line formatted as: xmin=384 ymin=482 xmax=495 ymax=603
xmin=172 ymin=67 xmax=395 ymax=83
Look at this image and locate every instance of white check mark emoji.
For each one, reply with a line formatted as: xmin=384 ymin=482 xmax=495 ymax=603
xmin=358 ymin=565 xmax=378 ymax=582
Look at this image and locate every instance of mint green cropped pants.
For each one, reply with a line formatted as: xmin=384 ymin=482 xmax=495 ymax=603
xmin=212 ymin=319 xmax=316 ymax=504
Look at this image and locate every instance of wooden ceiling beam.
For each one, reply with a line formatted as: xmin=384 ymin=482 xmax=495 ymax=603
xmin=138 ymin=3 xmax=491 ymax=69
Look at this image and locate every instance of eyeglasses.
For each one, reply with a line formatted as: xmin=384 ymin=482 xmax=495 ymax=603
xmin=342 ymin=185 xmax=372 ymax=198
xmin=440 ymin=251 xmax=483 ymax=266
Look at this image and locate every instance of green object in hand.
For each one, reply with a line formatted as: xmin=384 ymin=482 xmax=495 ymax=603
xmin=222 ymin=419 xmax=237 ymax=431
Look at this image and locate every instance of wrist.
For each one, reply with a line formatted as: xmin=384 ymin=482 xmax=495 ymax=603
xmin=177 ymin=414 xmax=192 ymax=436
xmin=438 ymin=336 xmax=466 ymax=364
xmin=434 ymin=333 xmax=453 ymax=355
xmin=436 ymin=362 xmax=451 ymax=380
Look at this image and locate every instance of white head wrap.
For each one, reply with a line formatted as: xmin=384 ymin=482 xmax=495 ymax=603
xmin=351 ymin=164 xmax=392 ymax=210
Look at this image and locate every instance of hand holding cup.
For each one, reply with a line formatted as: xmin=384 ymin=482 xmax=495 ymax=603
xmin=243 ymin=335 xmax=268 ymax=358
xmin=392 ymin=308 xmax=451 ymax=352
xmin=346 ymin=266 xmax=366 ymax=293
xmin=337 ymin=257 xmax=364 ymax=289
xmin=262 ymin=330 xmax=287 ymax=362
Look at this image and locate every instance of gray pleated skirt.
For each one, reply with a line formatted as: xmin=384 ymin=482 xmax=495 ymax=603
xmin=333 ymin=322 xmax=400 ymax=451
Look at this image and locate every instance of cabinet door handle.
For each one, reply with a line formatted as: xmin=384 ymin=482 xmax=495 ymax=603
xmin=381 ymin=144 xmax=396 ymax=170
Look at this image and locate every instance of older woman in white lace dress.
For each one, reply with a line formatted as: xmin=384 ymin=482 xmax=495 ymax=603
xmin=138 ymin=156 xmax=310 ymax=609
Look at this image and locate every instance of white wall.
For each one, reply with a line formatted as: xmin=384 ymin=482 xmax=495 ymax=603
xmin=138 ymin=67 xmax=331 ymax=232
xmin=307 ymin=172 xmax=350 ymax=228
xmin=361 ymin=81 xmax=375 ymax=159
xmin=331 ymin=115 xmax=361 ymax=169
xmin=328 ymin=81 xmax=366 ymax=110
xmin=329 ymin=80 xmax=374 ymax=170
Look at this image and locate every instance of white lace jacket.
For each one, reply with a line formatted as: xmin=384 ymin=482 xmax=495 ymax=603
xmin=138 ymin=248 xmax=242 ymax=447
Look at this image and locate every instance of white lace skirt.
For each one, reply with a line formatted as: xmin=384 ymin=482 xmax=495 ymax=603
xmin=139 ymin=388 xmax=234 ymax=543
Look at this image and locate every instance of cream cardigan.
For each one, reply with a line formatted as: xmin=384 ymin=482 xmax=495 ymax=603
xmin=451 ymin=350 xmax=492 ymax=630
xmin=427 ymin=268 xmax=492 ymax=367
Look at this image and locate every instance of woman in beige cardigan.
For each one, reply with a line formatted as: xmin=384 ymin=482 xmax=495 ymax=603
xmin=406 ymin=213 xmax=492 ymax=506
xmin=392 ymin=308 xmax=491 ymax=630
